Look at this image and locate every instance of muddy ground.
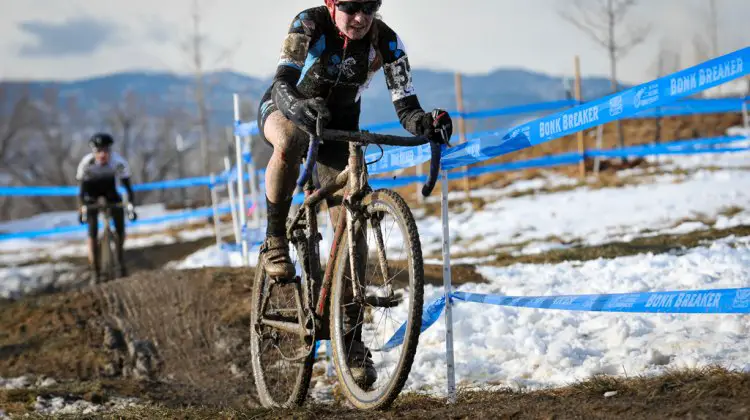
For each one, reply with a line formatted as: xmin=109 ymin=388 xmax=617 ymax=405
xmin=1 ymin=226 xmax=750 ymax=418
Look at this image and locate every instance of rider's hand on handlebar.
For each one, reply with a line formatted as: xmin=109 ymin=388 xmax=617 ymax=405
xmin=419 ymin=109 xmax=453 ymax=146
xmin=420 ymin=108 xmax=453 ymax=145
xmin=126 ymin=203 xmax=137 ymax=222
xmin=291 ymin=97 xmax=331 ymax=135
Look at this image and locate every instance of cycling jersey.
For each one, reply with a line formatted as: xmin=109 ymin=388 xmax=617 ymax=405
xmin=76 ymin=152 xmax=132 ymax=203
xmin=258 ymin=6 xmax=426 ymax=137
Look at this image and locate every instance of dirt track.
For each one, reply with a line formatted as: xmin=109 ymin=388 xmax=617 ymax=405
xmin=1 ymin=266 xmax=749 ymax=418
xmin=1 ymin=233 xmax=750 ymax=418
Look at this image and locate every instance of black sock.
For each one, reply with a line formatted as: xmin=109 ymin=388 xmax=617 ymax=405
xmin=266 ymin=196 xmax=292 ymax=237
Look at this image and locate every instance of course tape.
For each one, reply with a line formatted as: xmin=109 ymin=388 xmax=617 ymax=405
xmin=452 ymin=288 xmax=750 ymax=314
xmin=0 ymin=176 xmax=215 ymax=197
xmin=3 ymin=135 xmax=746 ymax=237
xmin=589 ymin=145 xmax=750 ymax=159
xmin=364 ymin=135 xmax=749 ymax=189
xmin=381 ymin=286 xmax=750 ymax=349
xmin=0 ymin=203 xmax=244 ymax=241
xmin=633 ymin=97 xmax=749 ymax=119
xmin=358 ymin=100 xmax=579 ymax=133
xmin=441 ymin=47 xmax=750 ymax=170
xmin=235 ymin=121 xmax=260 ymax=137
xmin=381 ymin=295 xmax=446 ymax=352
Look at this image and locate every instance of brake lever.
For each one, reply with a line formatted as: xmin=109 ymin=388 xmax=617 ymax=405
xmin=421 ymin=139 xmax=443 ymax=197
xmin=421 ymin=126 xmax=450 ymax=197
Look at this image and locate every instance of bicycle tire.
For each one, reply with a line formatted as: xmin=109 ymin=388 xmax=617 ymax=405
xmin=249 ymin=247 xmax=315 ymax=408
xmin=98 ymin=229 xmax=116 ymax=282
xmin=109 ymin=230 xmax=121 ymax=280
xmin=329 ymin=189 xmax=424 ymax=410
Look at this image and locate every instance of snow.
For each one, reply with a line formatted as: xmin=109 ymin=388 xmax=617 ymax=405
xmin=0 ymin=376 xmax=142 ymax=416
xmin=0 ymin=263 xmax=77 ymax=300
xmin=0 ymin=203 xmax=230 ymax=266
xmin=2 ymin=142 xmax=750 ymax=403
xmin=158 ymin=147 xmax=750 ymax=398
xmin=404 ymin=235 xmax=750 ymax=393
xmin=413 ymin=166 xmax=750 ymax=258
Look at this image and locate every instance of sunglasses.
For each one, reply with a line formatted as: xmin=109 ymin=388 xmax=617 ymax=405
xmin=335 ymin=1 xmax=381 ymax=15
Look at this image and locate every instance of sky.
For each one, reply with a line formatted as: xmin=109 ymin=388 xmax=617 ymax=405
xmin=1 ymin=0 xmax=749 ymax=84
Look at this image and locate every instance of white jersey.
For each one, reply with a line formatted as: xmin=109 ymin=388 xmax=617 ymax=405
xmin=76 ymin=152 xmax=132 ymax=182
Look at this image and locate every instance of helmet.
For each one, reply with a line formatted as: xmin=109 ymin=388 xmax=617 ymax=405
xmin=89 ymin=132 xmax=114 ymax=150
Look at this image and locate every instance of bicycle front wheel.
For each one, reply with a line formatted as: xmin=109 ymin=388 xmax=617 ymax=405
xmin=249 ymin=248 xmax=315 ymax=408
xmin=330 ymin=189 xmax=424 ymax=410
xmin=99 ymin=230 xmax=119 ymax=282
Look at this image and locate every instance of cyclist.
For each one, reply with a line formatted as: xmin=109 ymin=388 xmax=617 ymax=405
xmin=256 ymin=0 xmax=453 ymax=386
xmin=76 ymin=133 xmax=137 ymax=283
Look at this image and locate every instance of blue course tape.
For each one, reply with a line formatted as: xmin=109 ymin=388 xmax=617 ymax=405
xmin=381 ymin=295 xmax=447 ymax=352
xmin=0 ymin=205 xmax=237 ymax=241
xmin=452 ymin=288 xmax=750 ymax=314
xmin=588 ymin=146 xmax=750 ymax=159
xmin=235 ymin=121 xmax=260 ymax=137
xmin=608 ymin=135 xmax=746 ymax=152
xmin=359 ymin=100 xmax=578 ymax=132
xmin=0 ymin=177 xmax=214 ymax=197
xmin=366 ymin=143 xmax=433 ymax=175
xmin=462 ymin=152 xmax=583 ymax=177
xmin=0 ymin=186 xmax=78 ymax=197
xmin=133 ymin=176 xmax=214 ymax=192
xmin=358 ymin=135 xmax=749 ymax=190
xmin=382 ymin=286 xmax=750 ymax=348
xmin=441 ymin=47 xmax=750 ymax=170
xmin=633 ymin=97 xmax=749 ymax=119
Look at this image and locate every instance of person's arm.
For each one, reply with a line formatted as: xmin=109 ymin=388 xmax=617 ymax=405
xmin=75 ymin=155 xmax=90 ymax=208
xmin=114 ymin=154 xmax=136 ymax=206
xmin=379 ymin=23 xmax=453 ymax=143
xmin=121 ymin=177 xmax=135 ymax=206
xmin=270 ymin=9 xmax=329 ymax=132
xmin=376 ymin=23 xmax=425 ymax=135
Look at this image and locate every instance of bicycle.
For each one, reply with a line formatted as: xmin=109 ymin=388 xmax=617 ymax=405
xmin=250 ymin=118 xmax=445 ymax=410
xmin=81 ymin=196 xmax=136 ymax=283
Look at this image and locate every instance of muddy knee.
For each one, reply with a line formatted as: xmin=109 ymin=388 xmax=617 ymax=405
xmin=264 ymin=111 xmax=308 ymax=161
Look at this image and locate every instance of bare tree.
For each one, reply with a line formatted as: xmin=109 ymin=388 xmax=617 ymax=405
xmin=179 ymin=0 xmax=242 ymax=204
xmin=0 ymin=84 xmax=39 ymax=220
xmin=2 ymin=88 xmax=84 ymax=213
xmin=107 ymin=90 xmax=149 ymax=160
xmin=0 ymin=85 xmax=37 ymax=163
xmin=651 ymin=40 xmax=682 ymax=143
xmin=105 ymin=92 xmax=197 ymax=203
xmin=559 ymin=0 xmax=652 ymax=149
xmin=188 ymin=0 xmax=212 ymax=189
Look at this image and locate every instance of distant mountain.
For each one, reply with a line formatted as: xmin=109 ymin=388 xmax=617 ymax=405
xmin=1 ymin=67 xmax=624 ymax=134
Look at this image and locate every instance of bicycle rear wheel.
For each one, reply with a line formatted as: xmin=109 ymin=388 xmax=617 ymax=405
xmin=329 ymin=189 xmax=424 ymax=410
xmin=250 ymin=240 xmax=315 ymax=407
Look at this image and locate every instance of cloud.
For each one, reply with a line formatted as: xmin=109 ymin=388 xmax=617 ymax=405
xmin=17 ymin=17 xmax=122 ymax=57
xmin=140 ymin=16 xmax=173 ymax=45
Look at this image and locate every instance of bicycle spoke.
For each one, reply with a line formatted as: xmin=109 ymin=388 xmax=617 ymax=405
xmin=330 ymin=190 xmax=424 ymax=409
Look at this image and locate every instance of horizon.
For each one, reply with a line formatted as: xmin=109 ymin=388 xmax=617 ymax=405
xmin=2 ymin=1 xmax=749 ymax=85
xmin=0 ymin=63 xmax=620 ymax=84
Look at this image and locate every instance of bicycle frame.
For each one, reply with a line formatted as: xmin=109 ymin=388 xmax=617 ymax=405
xmin=265 ymin=142 xmax=365 ymax=343
xmin=259 ymin=126 xmax=441 ymax=343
